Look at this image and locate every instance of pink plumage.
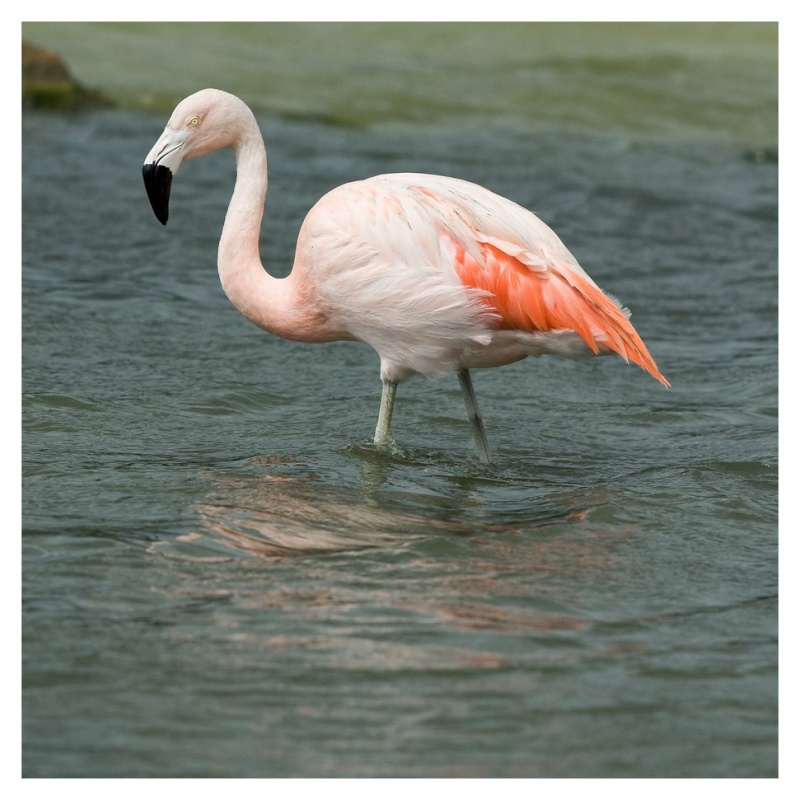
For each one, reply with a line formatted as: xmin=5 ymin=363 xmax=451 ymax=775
xmin=143 ymin=88 xmax=667 ymax=462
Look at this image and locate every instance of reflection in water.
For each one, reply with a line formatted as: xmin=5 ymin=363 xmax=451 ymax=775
xmin=146 ymin=456 xmax=651 ymax=677
xmin=152 ymin=461 xmax=461 ymax=561
xmin=150 ymin=451 xmax=609 ymax=563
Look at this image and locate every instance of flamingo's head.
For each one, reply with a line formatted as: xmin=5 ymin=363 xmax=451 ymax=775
xmin=143 ymin=88 xmax=253 ymax=225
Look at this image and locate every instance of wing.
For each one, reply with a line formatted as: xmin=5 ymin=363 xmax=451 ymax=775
xmin=410 ymin=175 xmax=670 ymax=387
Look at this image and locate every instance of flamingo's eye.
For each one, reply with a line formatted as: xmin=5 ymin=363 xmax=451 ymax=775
xmin=187 ymin=116 xmax=200 ymax=127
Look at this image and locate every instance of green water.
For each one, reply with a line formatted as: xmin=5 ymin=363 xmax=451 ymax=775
xmin=22 ymin=22 xmax=778 ymax=778
xmin=23 ymin=21 xmax=777 ymax=142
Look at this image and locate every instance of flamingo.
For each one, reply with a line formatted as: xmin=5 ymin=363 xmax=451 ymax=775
xmin=143 ymin=89 xmax=668 ymax=463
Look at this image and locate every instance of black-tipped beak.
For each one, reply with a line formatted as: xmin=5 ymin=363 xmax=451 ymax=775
xmin=143 ymin=162 xmax=173 ymax=225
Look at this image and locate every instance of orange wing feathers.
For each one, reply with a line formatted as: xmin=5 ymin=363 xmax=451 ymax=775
xmin=451 ymin=234 xmax=670 ymax=387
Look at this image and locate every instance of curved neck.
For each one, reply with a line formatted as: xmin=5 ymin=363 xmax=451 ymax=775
xmin=217 ymin=125 xmax=270 ymax=305
xmin=214 ymin=111 xmax=340 ymax=344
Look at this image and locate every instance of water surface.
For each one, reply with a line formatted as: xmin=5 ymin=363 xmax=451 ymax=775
xmin=21 ymin=22 xmax=778 ymax=778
